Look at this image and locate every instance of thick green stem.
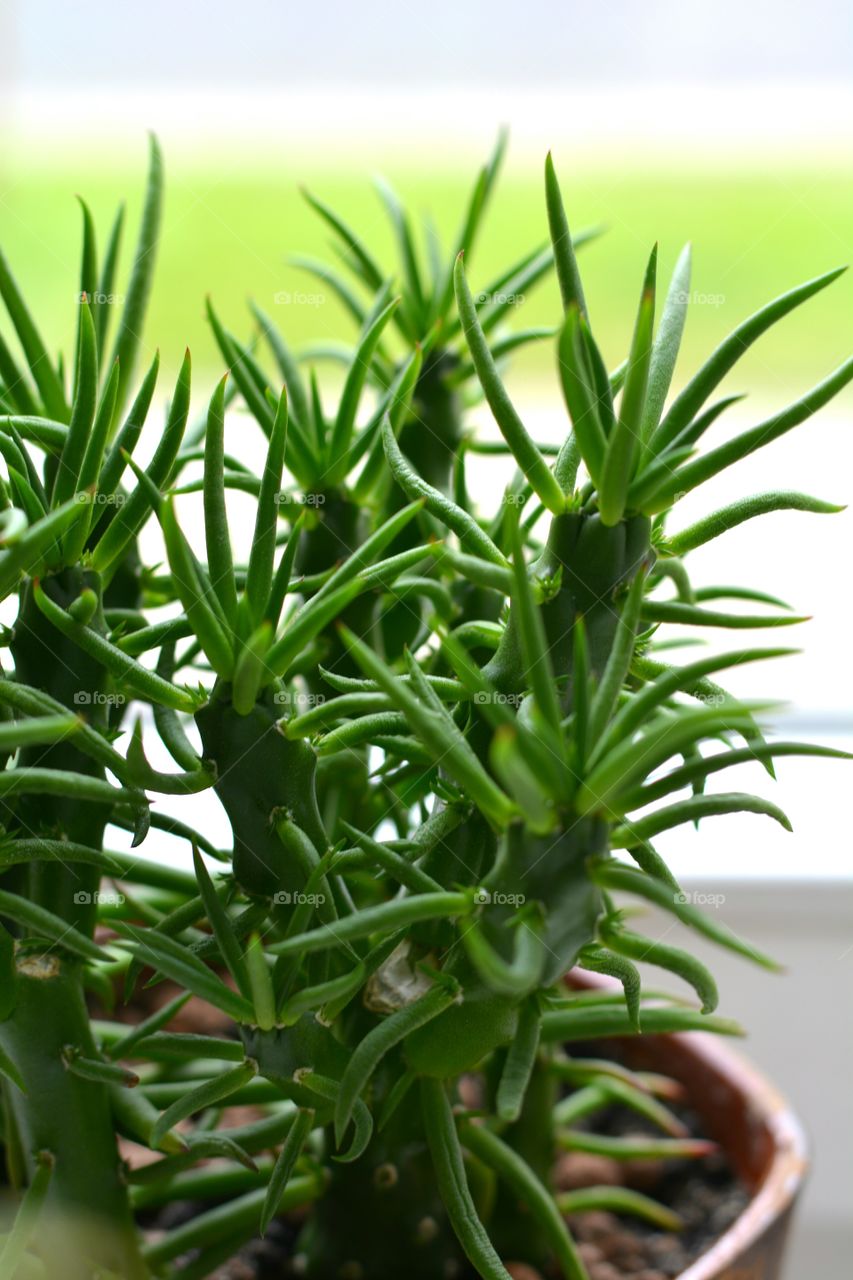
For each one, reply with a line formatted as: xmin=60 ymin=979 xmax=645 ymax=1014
xmin=0 ymin=959 xmax=147 ymax=1279
xmin=10 ymin=571 xmax=111 ymax=930
xmin=488 ymin=1055 xmax=558 ymax=1265
xmin=195 ymin=682 xmax=327 ymax=898
xmin=486 ymin=510 xmax=653 ymax=702
xmin=380 ymin=349 xmax=466 ymax=657
xmin=397 ymin=350 xmax=465 ymax=495
xmin=300 ymin=1066 xmax=466 ymax=1280
xmin=0 ymin=569 xmax=148 ymax=1279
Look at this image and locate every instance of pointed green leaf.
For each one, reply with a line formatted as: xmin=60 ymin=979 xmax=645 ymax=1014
xmin=381 ymin=417 xmax=507 ymax=565
xmin=641 ymin=601 xmax=808 ymax=628
xmin=160 ymin=497 xmax=235 ymax=676
xmin=246 ymin=387 xmax=288 ymax=626
xmin=600 ymin=919 xmax=718 ymax=1013
xmin=590 ymin=861 xmax=779 ymax=969
xmin=335 ymin=980 xmax=459 ymax=1145
xmin=545 ymin=152 xmax=588 ymax=317
xmin=0 ymin=495 xmax=90 ymax=599
xmin=249 ymin=299 xmax=311 ymax=430
xmin=0 ymin=1150 xmax=54 ymax=1273
xmin=640 ymin=243 xmax=691 ymax=445
xmin=339 ymin=624 xmax=517 ymax=828
xmin=665 ymin=490 xmax=844 ymax=556
xmin=455 ymin=254 xmax=565 ymax=515
xmin=95 ymin=349 xmax=160 ymax=507
xmin=268 ymin=893 xmax=470 ymax=959
xmin=259 ymin=1108 xmax=315 ymax=1237
xmin=612 ymin=791 xmax=792 ymax=844
xmin=0 ymin=889 xmax=110 ymax=962
xmin=624 ymin=739 xmax=851 ymax=810
xmin=53 ymin=300 xmax=98 ymax=506
xmin=459 ymin=1120 xmax=587 ymax=1280
xmin=92 ymin=349 xmax=190 ymax=574
xmin=114 ymin=922 xmax=255 ymax=1021
xmin=0 ymin=248 xmax=67 ymax=418
xmin=652 ymin=266 xmax=847 ymax=454
xmin=496 ymin=999 xmax=541 ymax=1122
xmin=326 ymin=295 xmax=399 ymax=481
xmin=202 ymin=374 xmax=238 ymax=624
xmin=110 ymin=133 xmax=164 ymax=419
xmin=594 ymin=647 xmax=791 ymax=766
xmin=557 ymin=307 xmax=607 ymax=487
xmin=641 ymin=355 xmax=853 ymax=511
xmin=94 ymin=202 xmax=125 ymax=358
xmin=421 ymin=1079 xmax=512 ymax=1280
xmin=151 ymin=1060 xmax=258 ymax=1149
xmin=301 ymin=188 xmax=385 ymax=291
xmin=578 ymin=702 xmax=766 ymax=813
xmin=599 ymin=247 xmax=656 ymax=525
xmin=192 ymin=847 xmax=250 ymax=997
xmin=32 ymin=578 xmax=201 ymax=711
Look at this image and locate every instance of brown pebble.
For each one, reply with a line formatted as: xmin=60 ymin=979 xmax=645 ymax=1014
xmin=613 ymin=1252 xmax=648 ymax=1273
xmin=568 ymin=1210 xmax=622 ymax=1242
xmin=553 ymin=1151 xmax=624 ymax=1190
xmin=504 ymin=1265 xmax=543 ymax=1280
xmin=599 ymin=1229 xmax=645 ymax=1264
xmin=585 ymin=1265 xmax=623 ymax=1280
xmin=647 ymin=1235 xmax=685 ymax=1264
xmin=621 ymin=1157 xmax=666 ymax=1191
xmin=578 ymin=1241 xmax=604 ymax=1265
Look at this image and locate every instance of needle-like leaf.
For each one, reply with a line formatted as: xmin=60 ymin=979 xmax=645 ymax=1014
xmin=651 ymin=266 xmax=847 ymax=455
xmin=598 ymin=247 xmax=656 ymax=525
xmin=545 ymin=152 xmax=588 ymax=317
xmin=245 ymin=387 xmax=288 ymax=628
xmin=110 ymin=134 xmax=164 ymax=420
xmin=455 ymin=254 xmax=565 ymax=515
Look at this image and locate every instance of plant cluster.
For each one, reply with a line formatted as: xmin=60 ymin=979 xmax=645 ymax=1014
xmin=0 ymin=134 xmax=850 ymax=1280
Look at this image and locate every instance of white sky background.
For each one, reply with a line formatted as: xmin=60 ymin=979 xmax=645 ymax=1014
xmin=3 ymin=0 xmax=852 ymax=88
xmin=1 ymin=0 xmax=852 ymax=163
xmin=1 ymin=0 xmax=852 ymax=877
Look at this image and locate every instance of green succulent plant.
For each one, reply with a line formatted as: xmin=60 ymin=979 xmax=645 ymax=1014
xmin=0 ymin=139 xmax=850 ymax=1280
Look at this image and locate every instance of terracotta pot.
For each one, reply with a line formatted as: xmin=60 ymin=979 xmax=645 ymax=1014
xmin=569 ymin=976 xmax=807 ymax=1280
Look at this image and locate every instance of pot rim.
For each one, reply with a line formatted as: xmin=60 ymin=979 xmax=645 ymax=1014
xmin=673 ymin=1029 xmax=808 ymax=1279
xmin=565 ymin=971 xmax=808 ymax=1277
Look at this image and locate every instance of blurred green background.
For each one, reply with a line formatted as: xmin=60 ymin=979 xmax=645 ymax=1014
xmin=2 ymin=152 xmax=851 ymax=398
